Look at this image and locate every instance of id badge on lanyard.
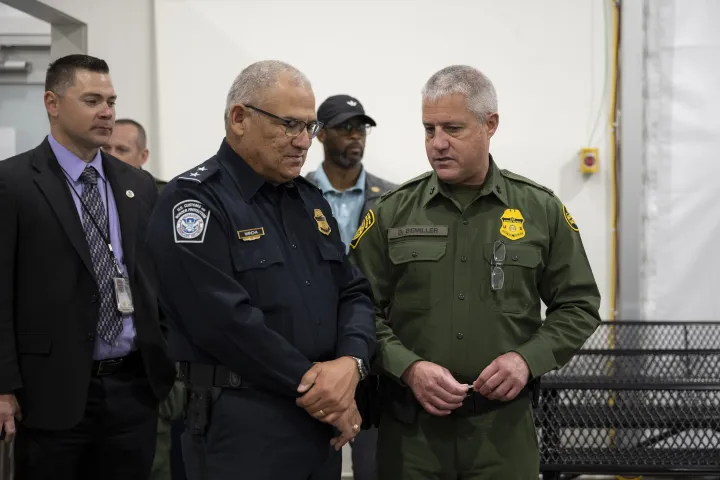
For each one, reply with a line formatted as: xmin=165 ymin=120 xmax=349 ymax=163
xmin=109 ymin=244 xmax=134 ymax=315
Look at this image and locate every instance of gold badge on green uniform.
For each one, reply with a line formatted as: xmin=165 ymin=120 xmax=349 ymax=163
xmin=314 ymin=209 xmax=331 ymax=236
xmin=499 ymin=208 xmax=526 ymax=240
xmin=562 ymin=205 xmax=579 ymax=232
xmin=350 ymin=210 xmax=376 ymax=249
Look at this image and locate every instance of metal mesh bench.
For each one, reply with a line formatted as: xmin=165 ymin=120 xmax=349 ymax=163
xmin=536 ymin=322 xmax=720 ymax=479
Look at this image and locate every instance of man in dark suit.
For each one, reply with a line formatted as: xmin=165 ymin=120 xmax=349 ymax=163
xmin=0 ymin=54 xmax=176 ymax=480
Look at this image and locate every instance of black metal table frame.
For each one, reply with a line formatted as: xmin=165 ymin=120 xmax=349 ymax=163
xmin=536 ymin=321 xmax=720 ymax=479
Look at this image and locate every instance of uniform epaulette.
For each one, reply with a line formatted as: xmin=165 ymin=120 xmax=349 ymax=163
xmin=294 ymin=175 xmax=321 ymax=192
xmin=500 ymin=169 xmax=555 ymax=196
xmin=379 ymin=171 xmax=433 ymax=201
xmin=177 ymin=161 xmax=219 ymax=185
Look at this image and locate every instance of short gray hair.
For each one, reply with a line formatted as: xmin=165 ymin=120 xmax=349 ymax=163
xmin=224 ymin=60 xmax=311 ymax=128
xmin=422 ymin=65 xmax=498 ymax=121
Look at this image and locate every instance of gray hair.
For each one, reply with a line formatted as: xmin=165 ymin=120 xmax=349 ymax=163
xmin=421 ymin=65 xmax=498 ymax=121
xmin=224 ymin=60 xmax=311 ymax=129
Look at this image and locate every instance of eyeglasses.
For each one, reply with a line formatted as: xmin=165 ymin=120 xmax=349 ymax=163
xmin=491 ymin=240 xmax=506 ymax=291
xmin=245 ymin=105 xmax=323 ymax=139
xmin=331 ymin=123 xmax=372 ymax=137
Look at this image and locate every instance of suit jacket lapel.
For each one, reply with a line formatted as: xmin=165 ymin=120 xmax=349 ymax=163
xmin=31 ymin=139 xmax=95 ymax=277
xmin=103 ymin=154 xmax=138 ymax=279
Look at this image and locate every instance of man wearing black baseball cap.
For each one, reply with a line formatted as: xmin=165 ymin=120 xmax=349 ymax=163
xmin=306 ymin=95 xmax=395 ymax=480
xmin=306 ymin=95 xmax=395 ymax=250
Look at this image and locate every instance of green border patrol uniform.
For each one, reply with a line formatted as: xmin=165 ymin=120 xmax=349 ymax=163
xmin=349 ymin=157 xmax=601 ymax=479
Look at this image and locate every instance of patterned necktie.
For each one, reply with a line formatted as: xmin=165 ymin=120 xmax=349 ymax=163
xmin=80 ymin=166 xmax=123 ymax=343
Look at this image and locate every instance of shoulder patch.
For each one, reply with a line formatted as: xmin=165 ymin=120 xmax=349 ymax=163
xmin=173 ymin=199 xmax=211 ymax=243
xmin=350 ymin=209 xmax=376 ymax=249
xmin=379 ymin=171 xmax=433 ymax=201
xmin=500 ymin=169 xmax=555 ymax=196
xmin=562 ymin=204 xmax=579 ymax=232
xmin=177 ymin=161 xmax=219 ymax=184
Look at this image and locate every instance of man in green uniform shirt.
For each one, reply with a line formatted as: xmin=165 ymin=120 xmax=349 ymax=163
xmin=349 ymin=65 xmax=602 ymax=480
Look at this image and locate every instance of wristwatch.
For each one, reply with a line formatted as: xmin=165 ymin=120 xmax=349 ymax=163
xmin=351 ymin=356 xmax=368 ymax=381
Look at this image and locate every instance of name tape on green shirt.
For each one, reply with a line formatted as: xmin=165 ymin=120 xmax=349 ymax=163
xmin=387 ymin=225 xmax=449 ymax=240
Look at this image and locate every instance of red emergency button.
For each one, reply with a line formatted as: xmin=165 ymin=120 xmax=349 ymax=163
xmin=580 ymin=147 xmax=599 ymax=174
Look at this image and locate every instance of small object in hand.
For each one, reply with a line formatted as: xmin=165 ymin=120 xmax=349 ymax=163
xmin=352 ymin=424 xmax=360 ymax=432
xmin=466 ymin=385 xmax=474 ymax=396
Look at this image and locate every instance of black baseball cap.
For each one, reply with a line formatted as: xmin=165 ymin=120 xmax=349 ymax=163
xmin=317 ymin=95 xmax=377 ymax=128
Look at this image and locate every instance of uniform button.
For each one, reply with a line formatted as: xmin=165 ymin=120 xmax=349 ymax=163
xmin=456 ymin=333 xmax=464 ymax=340
xmin=260 ymin=259 xmax=266 ymax=264
xmin=90 ymin=294 xmax=98 ymax=303
xmin=87 ymin=332 xmax=95 ymax=341
xmin=458 ymin=293 xmax=465 ymax=300
xmin=462 ymin=220 xmax=469 ymax=225
xmin=461 ymin=256 xmax=467 ymax=262
xmin=512 ymin=255 xmax=519 ymax=261
xmin=292 ymin=244 xmax=297 ymax=249
xmin=411 ymin=251 xmax=418 ymax=257
xmin=305 ymin=280 xmax=311 ymax=286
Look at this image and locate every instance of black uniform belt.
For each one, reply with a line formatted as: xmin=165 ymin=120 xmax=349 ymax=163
xmin=381 ymin=375 xmax=530 ymax=418
xmin=178 ymin=362 xmax=257 ymax=390
xmin=91 ymin=350 xmax=143 ymax=377
xmin=452 ymin=389 xmax=527 ymax=416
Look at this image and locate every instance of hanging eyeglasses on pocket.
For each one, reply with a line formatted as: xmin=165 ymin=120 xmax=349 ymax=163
xmin=491 ymin=240 xmax=506 ymax=291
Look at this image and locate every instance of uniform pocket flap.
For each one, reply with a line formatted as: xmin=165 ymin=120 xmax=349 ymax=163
xmin=17 ymin=333 xmax=52 ymax=354
xmin=318 ymin=243 xmax=344 ymax=263
xmin=484 ymin=243 xmax=541 ymax=268
xmin=232 ymin=244 xmax=284 ymax=271
xmin=389 ymin=240 xmax=447 ymax=265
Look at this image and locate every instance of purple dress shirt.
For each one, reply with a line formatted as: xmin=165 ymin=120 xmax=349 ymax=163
xmin=49 ymin=134 xmax=136 ymax=360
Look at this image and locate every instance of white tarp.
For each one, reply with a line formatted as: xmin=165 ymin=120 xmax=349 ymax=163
xmin=643 ymin=0 xmax=720 ymax=322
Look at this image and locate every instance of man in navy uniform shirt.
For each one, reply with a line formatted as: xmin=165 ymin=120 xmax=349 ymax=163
xmin=146 ymin=60 xmax=376 ymax=479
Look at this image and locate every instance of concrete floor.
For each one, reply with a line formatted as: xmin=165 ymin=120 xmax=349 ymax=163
xmin=340 ymin=476 xmax=718 ymax=479
xmin=340 ymin=442 xmax=718 ymax=480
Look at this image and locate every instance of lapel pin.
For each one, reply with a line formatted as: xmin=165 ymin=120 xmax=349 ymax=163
xmin=370 ymin=186 xmax=381 ymax=193
xmin=126 ymin=190 xmax=135 ymax=198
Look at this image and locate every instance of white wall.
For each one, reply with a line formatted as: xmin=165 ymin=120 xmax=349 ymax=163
xmin=32 ymin=0 xmax=161 ymax=175
xmin=155 ymin=0 xmax=613 ymax=319
xmin=0 ymin=3 xmax=50 ymax=34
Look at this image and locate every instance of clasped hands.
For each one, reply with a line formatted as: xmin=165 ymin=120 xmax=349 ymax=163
xmin=296 ymin=356 xmax=361 ymax=450
xmin=402 ymin=352 xmax=530 ymax=417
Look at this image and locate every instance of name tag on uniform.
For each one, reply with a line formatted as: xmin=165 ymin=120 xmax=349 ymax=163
xmin=238 ymin=227 xmax=265 ymax=242
xmin=388 ymin=225 xmax=449 ymax=240
xmin=113 ymin=277 xmax=134 ymax=314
